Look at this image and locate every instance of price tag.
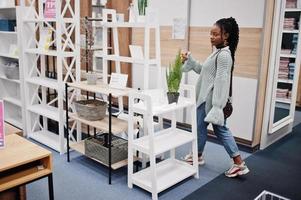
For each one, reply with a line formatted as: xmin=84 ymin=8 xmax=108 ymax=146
xmin=44 ymin=0 xmax=56 ymax=18
xmin=109 ymin=73 xmax=128 ymax=89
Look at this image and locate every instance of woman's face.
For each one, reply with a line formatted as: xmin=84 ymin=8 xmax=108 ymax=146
xmin=210 ymin=24 xmax=227 ymax=47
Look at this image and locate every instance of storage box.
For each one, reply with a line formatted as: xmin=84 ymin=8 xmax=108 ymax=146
xmin=85 ymin=133 xmax=128 ymax=165
xmin=0 ymin=19 xmax=16 ymax=31
xmin=4 ymin=63 xmax=19 ymax=80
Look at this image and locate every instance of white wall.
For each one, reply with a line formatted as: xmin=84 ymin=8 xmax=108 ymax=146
xmin=149 ymin=0 xmax=189 ymax=26
xmin=148 ymin=0 xmax=265 ymax=27
xmin=132 ymin=65 xmax=165 ymax=89
xmin=190 ymin=0 xmax=265 ymax=27
xmin=227 ymin=77 xmax=258 ymax=140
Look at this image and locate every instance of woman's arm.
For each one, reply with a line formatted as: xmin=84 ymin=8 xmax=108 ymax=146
xmin=182 ymin=54 xmax=203 ymax=74
xmin=204 ymin=51 xmax=232 ymax=126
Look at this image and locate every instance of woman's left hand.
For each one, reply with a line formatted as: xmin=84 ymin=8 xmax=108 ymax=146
xmin=180 ymin=51 xmax=190 ymax=63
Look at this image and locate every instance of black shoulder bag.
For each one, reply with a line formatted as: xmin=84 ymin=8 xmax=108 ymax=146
xmin=215 ymin=50 xmax=233 ymax=119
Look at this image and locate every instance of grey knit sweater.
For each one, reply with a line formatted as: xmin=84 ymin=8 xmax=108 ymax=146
xmin=182 ymin=46 xmax=232 ymax=126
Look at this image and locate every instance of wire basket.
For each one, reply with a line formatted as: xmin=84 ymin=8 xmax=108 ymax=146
xmin=85 ymin=133 xmax=128 ymax=165
xmin=74 ymin=99 xmax=107 ymax=121
xmin=254 ymin=190 xmax=290 ymax=200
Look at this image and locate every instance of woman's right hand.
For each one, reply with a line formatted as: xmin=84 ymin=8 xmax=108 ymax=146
xmin=180 ymin=51 xmax=190 ymax=63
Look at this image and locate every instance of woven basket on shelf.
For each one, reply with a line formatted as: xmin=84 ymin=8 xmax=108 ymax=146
xmin=85 ymin=133 xmax=128 ymax=165
xmin=74 ymin=99 xmax=107 ymax=121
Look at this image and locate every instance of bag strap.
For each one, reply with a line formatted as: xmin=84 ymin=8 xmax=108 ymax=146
xmin=215 ymin=49 xmax=233 ymax=97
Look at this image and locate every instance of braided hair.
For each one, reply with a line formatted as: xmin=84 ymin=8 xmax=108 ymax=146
xmin=215 ymin=17 xmax=239 ymax=68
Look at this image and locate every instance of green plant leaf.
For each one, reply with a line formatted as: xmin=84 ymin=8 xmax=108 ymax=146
xmin=138 ymin=0 xmax=148 ymax=15
xmin=166 ymin=50 xmax=183 ymax=93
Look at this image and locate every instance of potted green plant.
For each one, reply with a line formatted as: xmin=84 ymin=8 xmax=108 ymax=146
xmin=138 ymin=0 xmax=148 ymax=16
xmin=166 ymin=50 xmax=183 ymax=104
xmin=137 ymin=0 xmax=147 ymax=22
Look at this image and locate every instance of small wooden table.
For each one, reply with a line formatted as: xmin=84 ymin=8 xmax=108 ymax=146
xmin=0 ymin=134 xmax=54 ymax=200
xmin=1 ymin=123 xmax=25 ymax=200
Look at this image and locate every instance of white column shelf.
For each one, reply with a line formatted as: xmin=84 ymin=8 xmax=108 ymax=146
xmin=0 ymin=6 xmax=25 ymax=130
xmin=19 ymin=0 xmax=81 ymax=154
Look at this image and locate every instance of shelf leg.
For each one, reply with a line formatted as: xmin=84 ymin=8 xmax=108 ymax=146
xmin=135 ymin=130 xmax=140 ymax=172
xmin=170 ymin=111 xmax=176 ymax=160
xmin=65 ymin=83 xmax=70 ymax=162
xmin=191 ymin=105 xmax=199 ymax=179
xmin=85 ymin=55 xmax=90 ymax=135
xmin=128 ymin=150 xmax=134 ymax=188
xmin=48 ymin=173 xmax=54 ymax=200
xmin=158 ymin=116 xmax=165 ymax=161
xmin=141 ymin=117 xmax=148 ymax=168
xmin=148 ymin=113 xmax=158 ymax=200
xmin=128 ymin=100 xmax=135 ymax=188
xmin=109 ymin=93 xmax=112 ymax=184
xmin=94 ymin=93 xmax=97 ymax=136
xmin=150 ymin=155 xmax=158 ymax=200
xmin=152 ymin=194 xmax=158 ymax=200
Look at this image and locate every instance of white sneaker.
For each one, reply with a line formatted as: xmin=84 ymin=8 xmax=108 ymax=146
xmin=224 ymin=161 xmax=250 ymax=178
xmin=182 ymin=153 xmax=205 ymax=165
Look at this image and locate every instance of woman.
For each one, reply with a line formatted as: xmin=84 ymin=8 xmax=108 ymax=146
xmin=181 ymin=17 xmax=249 ymax=178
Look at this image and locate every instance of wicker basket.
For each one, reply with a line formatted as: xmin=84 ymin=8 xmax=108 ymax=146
xmin=85 ymin=133 xmax=128 ymax=165
xmin=74 ymin=99 xmax=107 ymax=121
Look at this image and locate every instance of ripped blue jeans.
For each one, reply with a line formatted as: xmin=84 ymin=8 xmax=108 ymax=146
xmin=197 ymin=103 xmax=240 ymax=158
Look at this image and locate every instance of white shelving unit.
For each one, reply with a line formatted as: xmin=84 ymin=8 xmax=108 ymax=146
xmin=66 ymin=80 xmax=135 ymax=184
xmin=18 ymin=0 xmax=80 ymax=153
xmin=99 ymin=9 xmax=165 ymax=169
xmin=101 ymin=9 xmax=161 ymax=88
xmin=0 ymin=3 xmax=25 ymax=130
xmin=127 ymin=85 xmax=199 ymax=200
xmin=268 ymin=0 xmax=301 ymax=133
xmin=99 ymin=9 xmax=162 ymax=114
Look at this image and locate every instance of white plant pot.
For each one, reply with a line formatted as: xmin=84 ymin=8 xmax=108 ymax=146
xmin=137 ymin=15 xmax=146 ymax=23
xmin=86 ymin=72 xmax=98 ymax=85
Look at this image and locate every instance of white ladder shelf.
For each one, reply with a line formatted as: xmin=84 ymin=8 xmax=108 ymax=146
xmin=127 ymin=84 xmax=199 ymax=200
